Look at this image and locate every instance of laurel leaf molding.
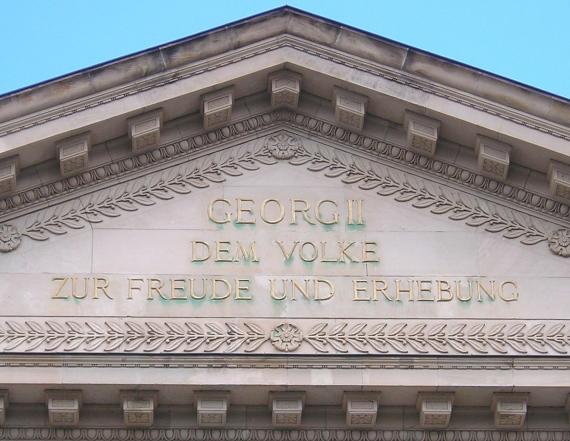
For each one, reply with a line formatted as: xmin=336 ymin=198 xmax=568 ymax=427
xmin=1 ymin=110 xmax=568 ymax=228
xmin=2 ymin=35 xmax=569 ymax=144
xmin=1 ymin=137 xmax=568 ymax=256
xmin=0 ymin=318 xmax=568 ymax=356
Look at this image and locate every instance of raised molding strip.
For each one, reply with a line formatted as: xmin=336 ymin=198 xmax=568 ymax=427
xmin=0 ymin=318 xmax=568 ymax=356
xmin=0 ymin=427 xmax=566 ymax=441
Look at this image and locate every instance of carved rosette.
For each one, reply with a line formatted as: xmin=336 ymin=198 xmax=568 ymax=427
xmin=265 ymin=133 xmax=301 ymax=159
xmin=270 ymin=323 xmax=303 ymax=352
xmin=548 ymin=229 xmax=570 ymax=257
xmin=0 ymin=224 xmax=21 ymax=252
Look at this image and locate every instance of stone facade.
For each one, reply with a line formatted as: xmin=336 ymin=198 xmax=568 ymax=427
xmin=0 ymin=7 xmax=569 ymax=438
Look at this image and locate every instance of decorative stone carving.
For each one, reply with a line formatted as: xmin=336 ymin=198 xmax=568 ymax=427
xmin=268 ymin=70 xmax=302 ymax=108
xmin=0 ymin=319 xmax=568 ymax=356
xmin=195 ymin=391 xmax=230 ymax=427
xmin=333 ymin=87 xmax=367 ymax=130
xmin=120 ymin=390 xmax=157 ymax=428
xmin=343 ymin=392 xmax=379 ymax=427
xmin=45 ymin=390 xmax=82 ymax=427
xmin=549 ymin=229 xmax=570 ymax=257
xmin=404 ymin=111 xmax=440 ymax=157
xmin=548 ymin=160 xmax=570 ymax=201
xmin=0 ymin=224 xmax=20 ymax=252
xmin=202 ymin=87 xmax=234 ymax=129
xmin=270 ymin=323 xmax=302 ymax=351
xmin=491 ymin=392 xmax=529 ymax=429
xmin=0 ymin=118 xmax=567 ymax=257
xmin=1 ymin=110 xmax=569 ymax=228
xmin=416 ymin=392 xmax=454 ymax=429
xmin=476 ymin=135 xmax=511 ymax=181
xmin=265 ymin=132 xmax=302 ymax=159
xmin=269 ymin=392 xmax=305 ymax=428
xmin=0 ymin=157 xmax=18 ymax=197
xmin=128 ymin=109 xmax=163 ymax=153
xmin=56 ymin=133 xmax=90 ymax=177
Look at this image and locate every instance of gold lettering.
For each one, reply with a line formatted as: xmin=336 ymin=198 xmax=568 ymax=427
xmin=147 ymin=278 xmax=168 ymax=300
xmin=291 ymin=279 xmax=311 ymax=300
xmin=71 ymin=277 xmax=88 ymax=299
xmin=416 ymin=280 xmax=434 ymax=301
xmin=499 ymin=281 xmax=519 ymax=302
xmin=436 ymin=280 xmax=453 ymax=302
xmin=211 ymin=278 xmax=231 ymax=300
xmin=260 ymin=199 xmax=285 ymax=224
xmin=373 ymin=279 xmax=391 ymax=301
xmin=170 ymin=279 xmax=188 ymax=300
xmin=51 ymin=277 xmax=69 ymax=299
xmin=362 ymin=241 xmax=379 ymax=262
xmin=215 ymin=241 xmax=233 ymax=262
xmin=189 ymin=278 xmax=206 ymax=300
xmin=314 ymin=279 xmax=335 ymax=301
xmin=352 ymin=279 xmax=370 ymax=301
xmin=275 ymin=241 xmax=298 ymax=261
xmin=236 ymin=198 xmax=255 ymax=224
xmin=208 ymin=198 xmax=232 ymax=224
xmin=191 ymin=241 xmax=211 ymax=262
xmin=93 ymin=277 xmax=112 ymax=299
xmin=234 ymin=241 xmax=259 ymax=262
xmin=395 ymin=279 xmax=414 ymax=302
xmin=476 ymin=280 xmax=496 ymax=302
xmin=455 ymin=280 xmax=471 ymax=302
xmin=270 ymin=279 xmax=287 ymax=300
xmin=299 ymin=242 xmax=318 ymax=262
xmin=234 ymin=278 xmax=252 ymax=300
xmin=127 ymin=278 xmax=144 ymax=300
xmin=315 ymin=200 xmax=339 ymax=225
xmin=290 ymin=199 xmax=315 ymax=225
xmin=319 ymin=241 xmax=338 ymax=262
xmin=337 ymin=241 xmax=359 ymax=262
xmin=347 ymin=199 xmax=364 ymax=225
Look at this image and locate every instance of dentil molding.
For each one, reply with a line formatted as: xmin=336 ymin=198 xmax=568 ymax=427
xmin=0 ymin=427 xmax=567 ymax=441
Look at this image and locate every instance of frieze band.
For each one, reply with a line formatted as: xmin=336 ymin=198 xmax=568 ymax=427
xmin=0 ymin=319 xmax=568 ymax=356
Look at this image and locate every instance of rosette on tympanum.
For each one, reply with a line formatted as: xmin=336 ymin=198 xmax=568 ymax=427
xmin=0 ymin=224 xmax=21 ymax=252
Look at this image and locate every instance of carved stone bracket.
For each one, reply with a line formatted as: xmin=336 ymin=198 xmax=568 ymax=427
xmin=0 ymin=136 xmax=567 ymax=256
xmin=0 ymin=319 xmax=568 ymax=356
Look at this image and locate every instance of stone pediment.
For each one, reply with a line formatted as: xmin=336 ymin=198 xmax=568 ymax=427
xmin=0 ymin=117 xmax=569 ymax=358
xmin=2 ymin=7 xmax=570 ymax=435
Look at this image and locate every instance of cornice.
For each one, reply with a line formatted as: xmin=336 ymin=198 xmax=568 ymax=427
xmin=0 ymin=111 xmax=569 ymax=257
xmin=1 ymin=35 xmax=569 ymax=145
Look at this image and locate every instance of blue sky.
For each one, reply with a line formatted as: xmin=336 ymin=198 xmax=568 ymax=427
xmin=1 ymin=0 xmax=569 ymax=98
